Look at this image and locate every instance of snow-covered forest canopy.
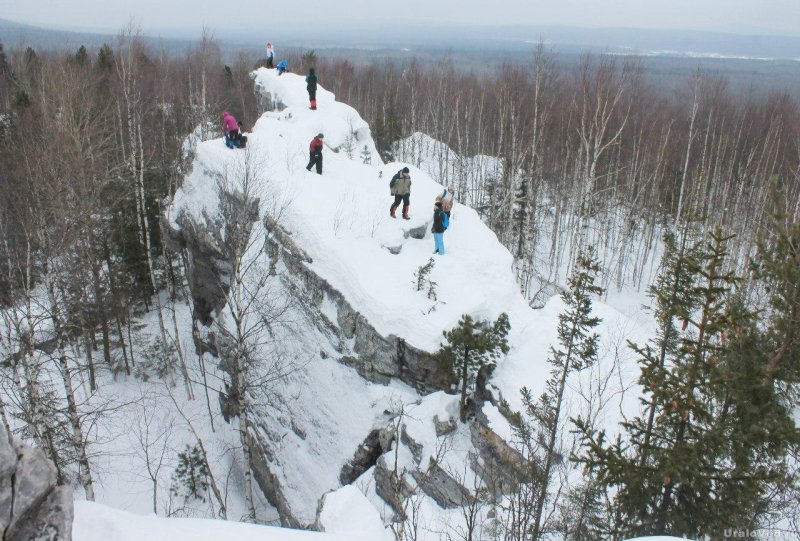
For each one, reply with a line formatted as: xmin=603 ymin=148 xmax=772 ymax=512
xmin=0 ymin=28 xmax=799 ymax=541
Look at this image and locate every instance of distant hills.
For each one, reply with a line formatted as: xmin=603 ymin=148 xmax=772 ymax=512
xmin=2 ymin=17 xmax=798 ymax=98
xmin=3 ymin=17 xmax=800 ymax=60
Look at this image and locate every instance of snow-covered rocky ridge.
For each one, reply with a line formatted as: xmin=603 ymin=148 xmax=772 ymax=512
xmin=160 ymin=67 xmax=649 ymax=536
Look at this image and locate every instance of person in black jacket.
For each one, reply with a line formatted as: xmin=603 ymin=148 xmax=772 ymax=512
xmin=306 ymin=68 xmax=318 ymax=110
xmin=306 ymin=133 xmax=324 ymax=174
xmin=431 ymin=201 xmax=447 ymax=255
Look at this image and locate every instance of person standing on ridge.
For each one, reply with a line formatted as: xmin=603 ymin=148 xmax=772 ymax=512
xmin=266 ymin=42 xmax=275 ymax=68
xmin=435 ymin=186 xmax=455 ymax=219
xmin=431 ymin=201 xmax=448 ymax=255
xmin=389 ymin=167 xmax=412 ymax=220
xmin=306 ymin=67 xmax=318 ymax=110
xmin=277 ymin=60 xmax=288 ymax=75
xmin=222 ymin=111 xmax=241 ymax=148
xmin=306 ymin=133 xmax=324 ymax=174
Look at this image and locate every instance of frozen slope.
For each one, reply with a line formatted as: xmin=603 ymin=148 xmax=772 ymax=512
xmin=167 ymin=68 xmax=648 ymax=529
xmin=171 ymin=68 xmax=641 ymax=409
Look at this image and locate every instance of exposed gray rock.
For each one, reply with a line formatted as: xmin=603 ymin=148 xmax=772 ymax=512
xmin=339 ymin=429 xmax=386 ymax=485
xmin=263 ymin=216 xmax=451 ymax=393
xmin=6 ymin=486 xmax=73 ymax=541
xmin=433 ymin=414 xmax=457 ymax=437
xmin=249 ymin=433 xmax=302 ymax=528
xmin=0 ymin=424 xmax=73 ymax=541
xmin=383 ymin=244 xmax=403 ymax=255
xmin=374 ymin=456 xmax=413 ymax=518
xmin=403 ymin=224 xmax=428 ymax=240
xmin=251 ymin=71 xmax=287 ymax=113
xmin=412 ymin=459 xmax=470 ymax=509
xmin=399 ymin=425 xmax=424 ymax=464
xmin=470 ymin=417 xmax=526 ymax=495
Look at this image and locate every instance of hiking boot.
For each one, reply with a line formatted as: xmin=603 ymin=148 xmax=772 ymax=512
xmin=390 ymin=206 xmax=397 ymax=218
xmin=402 ymin=205 xmax=410 ymax=220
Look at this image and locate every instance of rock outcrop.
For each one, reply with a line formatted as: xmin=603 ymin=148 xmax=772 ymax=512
xmin=0 ymin=424 xmax=73 ymax=541
xmin=264 ymin=216 xmax=451 ymax=394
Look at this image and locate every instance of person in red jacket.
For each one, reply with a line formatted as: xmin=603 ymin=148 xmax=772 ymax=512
xmin=306 ymin=133 xmax=324 ymax=174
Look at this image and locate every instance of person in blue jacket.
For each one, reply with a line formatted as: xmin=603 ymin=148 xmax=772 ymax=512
xmin=431 ymin=201 xmax=448 ymax=255
xmin=277 ymin=60 xmax=288 ymax=75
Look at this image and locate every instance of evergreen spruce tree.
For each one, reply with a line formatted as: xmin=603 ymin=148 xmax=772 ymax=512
xmin=438 ymin=313 xmax=510 ymax=422
xmin=755 ymin=189 xmax=800 ymax=383
xmin=521 ymin=247 xmax=604 ymax=539
xmin=413 ymin=257 xmax=437 ymax=300
xmin=171 ymin=444 xmax=210 ymax=502
xmin=94 ymin=43 xmax=114 ymax=73
xmin=574 ymin=227 xmax=799 ymax=539
xmin=75 ymin=45 xmax=88 ymax=66
xmin=360 ymin=144 xmax=372 ymax=165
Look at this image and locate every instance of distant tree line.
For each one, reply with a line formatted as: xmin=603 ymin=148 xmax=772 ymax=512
xmin=315 ymin=47 xmax=800 ymax=297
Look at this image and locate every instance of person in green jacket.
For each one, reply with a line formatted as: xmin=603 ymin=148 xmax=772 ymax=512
xmin=389 ymin=167 xmax=411 ymax=219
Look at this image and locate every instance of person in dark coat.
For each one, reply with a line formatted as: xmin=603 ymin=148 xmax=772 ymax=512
xmin=266 ymin=42 xmax=275 ymax=68
xmin=389 ymin=167 xmax=411 ymax=219
xmin=306 ymin=68 xmax=318 ymax=110
xmin=306 ymin=133 xmax=324 ymax=174
xmin=431 ymin=201 xmax=447 ymax=255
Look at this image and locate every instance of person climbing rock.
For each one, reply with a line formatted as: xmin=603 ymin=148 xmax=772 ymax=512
xmin=389 ymin=167 xmax=412 ymax=219
xmin=306 ymin=133 xmax=324 ymax=174
xmin=306 ymin=67 xmax=318 ymax=110
xmin=277 ymin=60 xmax=288 ymax=75
xmin=222 ymin=111 xmax=241 ymax=149
xmin=266 ymin=42 xmax=275 ymax=69
xmin=431 ymin=201 xmax=448 ymax=255
xmin=435 ymin=186 xmax=455 ymax=219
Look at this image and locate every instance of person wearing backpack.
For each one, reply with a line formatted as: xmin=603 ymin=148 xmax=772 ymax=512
xmin=436 ymin=186 xmax=455 ymax=219
xmin=431 ymin=201 xmax=448 ymax=255
xmin=306 ymin=68 xmax=318 ymax=110
xmin=306 ymin=133 xmax=324 ymax=174
xmin=389 ymin=167 xmax=412 ymax=219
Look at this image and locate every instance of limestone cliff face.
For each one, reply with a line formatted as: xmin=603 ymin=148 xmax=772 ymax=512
xmin=262 ymin=215 xmax=452 ymax=393
xmin=0 ymin=424 xmax=74 ymax=541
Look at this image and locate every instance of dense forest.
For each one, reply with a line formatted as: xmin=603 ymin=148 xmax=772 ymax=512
xmin=1 ymin=29 xmax=800 ymax=540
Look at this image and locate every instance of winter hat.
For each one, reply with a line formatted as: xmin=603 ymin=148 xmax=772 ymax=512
xmin=309 ymin=68 xmax=315 ymax=75
xmin=435 ymin=201 xmax=442 ymax=208
xmin=402 ymin=167 xmax=410 ymax=173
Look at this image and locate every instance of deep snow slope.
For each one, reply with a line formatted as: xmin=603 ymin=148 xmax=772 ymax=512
xmin=163 ymin=68 xmax=651 ymax=534
xmin=172 ymin=67 xmax=645 ymax=415
xmin=72 ymin=500 xmax=383 ymax=541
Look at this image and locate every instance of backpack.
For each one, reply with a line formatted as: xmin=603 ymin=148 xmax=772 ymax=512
xmin=389 ymin=171 xmax=401 ymax=190
xmin=442 ymin=211 xmax=449 ymax=230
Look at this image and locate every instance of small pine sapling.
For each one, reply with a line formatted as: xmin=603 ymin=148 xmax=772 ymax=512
xmin=360 ymin=144 xmax=372 ymax=164
xmin=437 ymin=313 xmax=511 ymax=422
xmin=341 ymin=132 xmax=356 ymax=159
xmin=170 ymin=444 xmax=210 ymax=502
xmin=414 ymin=257 xmax=437 ymax=300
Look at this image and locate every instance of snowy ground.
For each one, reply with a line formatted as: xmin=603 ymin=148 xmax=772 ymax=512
xmin=1 ymin=68 xmax=670 ymax=539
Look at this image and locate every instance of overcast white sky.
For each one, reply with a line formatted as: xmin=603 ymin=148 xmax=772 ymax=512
xmin=2 ymin=0 xmax=799 ymax=36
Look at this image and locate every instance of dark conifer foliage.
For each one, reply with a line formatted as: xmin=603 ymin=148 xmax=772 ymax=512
xmin=437 ymin=312 xmax=510 ymax=422
xmin=573 ymin=228 xmax=800 ymax=539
